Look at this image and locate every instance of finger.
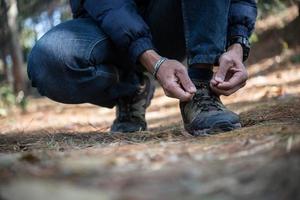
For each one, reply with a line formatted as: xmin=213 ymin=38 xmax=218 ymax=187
xmin=214 ymin=56 xmax=234 ymax=82
xmin=217 ymin=72 xmax=247 ymax=90
xmin=210 ymin=73 xmax=220 ymax=86
xmin=164 ymin=90 xmax=172 ymax=97
xmin=165 ymin=82 xmax=194 ymax=101
xmin=211 ymin=82 xmax=246 ymax=96
xmin=175 ymin=69 xmax=196 ymax=94
xmin=217 ymin=66 xmax=247 ymax=90
xmin=210 ymin=78 xmax=218 ymax=86
xmin=211 ymin=85 xmax=235 ymax=96
xmin=210 ymin=83 xmax=246 ymax=95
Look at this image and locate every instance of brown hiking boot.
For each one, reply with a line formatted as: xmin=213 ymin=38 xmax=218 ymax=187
xmin=180 ymin=79 xmax=241 ymax=136
xmin=111 ymin=73 xmax=155 ymax=133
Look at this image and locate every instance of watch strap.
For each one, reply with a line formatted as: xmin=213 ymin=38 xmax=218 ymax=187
xmin=227 ymin=36 xmax=250 ymax=62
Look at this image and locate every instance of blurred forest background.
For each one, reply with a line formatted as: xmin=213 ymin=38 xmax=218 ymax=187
xmin=0 ymin=1 xmax=300 ymax=199
xmin=0 ymin=0 xmax=71 ymax=115
xmin=0 ymin=0 xmax=299 ymax=116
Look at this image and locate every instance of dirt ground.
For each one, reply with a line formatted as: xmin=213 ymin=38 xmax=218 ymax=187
xmin=0 ymin=6 xmax=300 ymax=200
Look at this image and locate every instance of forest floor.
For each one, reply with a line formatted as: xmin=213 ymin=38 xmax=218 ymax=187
xmin=1 ymin=6 xmax=300 ymax=200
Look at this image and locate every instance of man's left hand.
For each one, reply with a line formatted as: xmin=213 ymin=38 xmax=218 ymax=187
xmin=210 ymin=44 xmax=248 ymax=96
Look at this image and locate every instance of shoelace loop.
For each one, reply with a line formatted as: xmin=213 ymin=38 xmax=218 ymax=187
xmin=193 ymin=87 xmax=223 ymax=112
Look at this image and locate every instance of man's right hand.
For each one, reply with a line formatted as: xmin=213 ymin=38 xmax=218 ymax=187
xmin=156 ymin=59 xmax=196 ymax=101
xmin=140 ymin=50 xmax=196 ymax=102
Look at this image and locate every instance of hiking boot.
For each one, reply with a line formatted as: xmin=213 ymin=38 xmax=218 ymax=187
xmin=180 ymin=80 xmax=241 ymax=136
xmin=111 ymin=73 xmax=155 ymax=133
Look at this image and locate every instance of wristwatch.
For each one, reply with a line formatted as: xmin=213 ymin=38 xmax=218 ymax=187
xmin=227 ymin=36 xmax=251 ymax=62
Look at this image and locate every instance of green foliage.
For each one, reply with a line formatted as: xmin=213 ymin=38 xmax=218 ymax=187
xmin=20 ymin=26 xmax=38 ymax=60
xmin=250 ymin=33 xmax=259 ymax=44
xmin=290 ymin=54 xmax=300 ymax=63
xmin=0 ymin=85 xmax=28 ymax=116
xmin=280 ymin=39 xmax=289 ymax=50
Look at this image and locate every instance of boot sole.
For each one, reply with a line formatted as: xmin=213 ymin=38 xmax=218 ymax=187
xmin=186 ymin=121 xmax=242 ymax=136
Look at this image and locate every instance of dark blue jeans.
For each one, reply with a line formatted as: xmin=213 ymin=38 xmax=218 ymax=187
xmin=28 ymin=0 xmax=230 ymax=108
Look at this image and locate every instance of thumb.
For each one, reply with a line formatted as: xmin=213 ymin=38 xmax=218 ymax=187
xmin=215 ymin=57 xmax=233 ymax=83
xmin=176 ymin=69 xmax=196 ymax=94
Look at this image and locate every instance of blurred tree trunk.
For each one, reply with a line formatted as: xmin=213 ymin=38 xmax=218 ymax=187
xmin=0 ymin=1 xmax=7 ymax=82
xmin=298 ymin=1 xmax=300 ymax=17
xmin=295 ymin=0 xmax=300 ymax=16
xmin=1 ymin=46 xmax=9 ymax=83
xmin=5 ymin=0 xmax=26 ymax=93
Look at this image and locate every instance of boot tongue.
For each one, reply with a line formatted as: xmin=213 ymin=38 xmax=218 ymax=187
xmin=191 ymin=79 xmax=210 ymax=89
xmin=192 ymin=79 xmax=220 ymax=99
xmin=191 ymin=79 xmax=224 ymax=112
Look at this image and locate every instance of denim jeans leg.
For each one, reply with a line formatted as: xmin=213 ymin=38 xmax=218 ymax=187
xmin=181 ymin=0 xmax=231 ymax=66
xmin=143 ymin=0 xmax=230 ymax=66
xmin=28 ymin=18 xmax=139 ymax=108
xmin=143 ymin=0 xmax=186 ymax=61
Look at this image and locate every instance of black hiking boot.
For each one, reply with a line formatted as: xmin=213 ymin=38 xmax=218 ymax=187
xmin=111 ymin=73 xmax=155 ymax=133
xmin=180 ymin=79 xmax=241 ymax=136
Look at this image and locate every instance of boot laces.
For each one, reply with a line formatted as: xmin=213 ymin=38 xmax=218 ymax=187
xmin=193 ymin=83 xmax=223 ymax=112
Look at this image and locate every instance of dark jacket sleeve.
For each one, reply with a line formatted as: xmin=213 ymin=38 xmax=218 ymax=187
xmin=228 ymin=0 xmax=258 ymax=39
xmin=83 ymin=0 xmax=154 ymax=63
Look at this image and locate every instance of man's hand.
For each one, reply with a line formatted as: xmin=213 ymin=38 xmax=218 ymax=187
xmin=140 ymin=50 xmax=196 ymax=101
xmin=156 ymin=59 xmax=196 ymax=101
xmin=210 ymin=44 xmax=248 ymax=96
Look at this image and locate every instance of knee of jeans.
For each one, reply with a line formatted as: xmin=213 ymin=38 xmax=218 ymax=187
xmin=27 ymin=42 xmax=46 ymax=88
xmin=28 ymin=19 xmax=114 ymax=74
xmin=27 ymin=28 xmax=85 ymax=88
xmin=29 ymin=32 xmax=61 ymax=80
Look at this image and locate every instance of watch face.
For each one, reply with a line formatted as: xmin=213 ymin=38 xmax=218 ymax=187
xmin=242 ymin=38 xmax=251 ymax=48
